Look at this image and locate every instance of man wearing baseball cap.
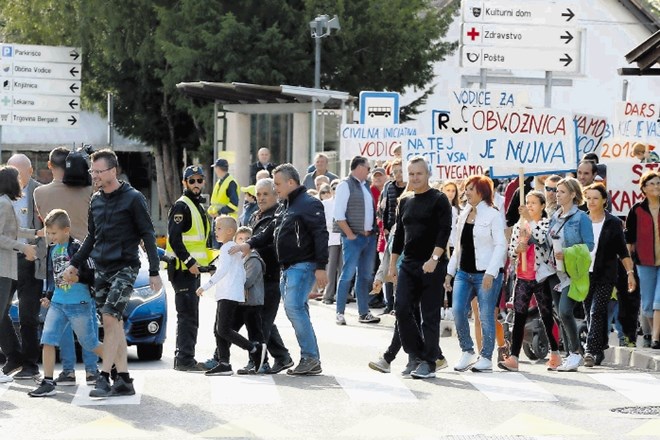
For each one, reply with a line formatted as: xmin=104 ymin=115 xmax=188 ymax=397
xmin=208 ymin=159 xmax=240 ymax=220
xmin=166 ymin=165 xmax=214 ymax=372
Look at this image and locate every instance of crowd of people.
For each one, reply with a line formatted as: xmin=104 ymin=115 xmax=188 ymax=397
xmin=0 ymin=143 xmax=659 ymax=400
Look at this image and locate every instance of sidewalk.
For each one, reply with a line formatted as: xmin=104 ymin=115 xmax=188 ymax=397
xmin=311 ymin=298 xmax=660 ymax=372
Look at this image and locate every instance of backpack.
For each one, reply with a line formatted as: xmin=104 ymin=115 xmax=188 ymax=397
xmin=63 ymin=144 xmax=92 ymax=187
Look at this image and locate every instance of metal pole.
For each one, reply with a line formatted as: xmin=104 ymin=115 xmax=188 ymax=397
xmin=107 ymin=92 xmax=114 ymax=147
xmin=544 ymin=71 xmax=553 ymax=108
xmin=479 ymin=68 xmax=487 ymax=88
xmin=622 ymin=80 xmax=629 ymax=101
xmin=0 ymin=125 xmax=3 ymax=164
xmin=311 ymin=36 xmax=321 ymax=161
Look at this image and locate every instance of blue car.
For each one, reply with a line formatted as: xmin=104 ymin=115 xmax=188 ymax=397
xmin=6 ymin=248 xmax=167 ymax=361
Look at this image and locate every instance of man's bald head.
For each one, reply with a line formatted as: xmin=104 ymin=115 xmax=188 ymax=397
xmin=7 ymin=154 xmax=33 ymax=188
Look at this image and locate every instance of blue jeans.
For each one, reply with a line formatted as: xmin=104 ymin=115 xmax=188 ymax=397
xmin=60 ymin=309 xmax=99 ymax=373
xmin=452 ymin=270 xmax=503 ymax=360
xmin=336 ymin=234 xmax=377 ymax=315
xmin=41 ymin=302 xmax=101 ymax=356
xmin=636 ymin=265 xmax=660 ymax=318
xmin=281 ymin=262 xmax=320 ymax=360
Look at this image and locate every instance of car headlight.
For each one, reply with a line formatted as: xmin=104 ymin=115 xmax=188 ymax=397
xmin=132 ymin=286 xmax=162 ymax=302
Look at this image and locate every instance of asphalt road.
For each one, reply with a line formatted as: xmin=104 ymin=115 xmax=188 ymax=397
xmin=1 ymin=271 xmax=659 ymax=440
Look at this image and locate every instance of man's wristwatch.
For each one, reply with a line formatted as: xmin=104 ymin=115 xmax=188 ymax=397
xmin=432 ymin=254 xmax=440 ymax=261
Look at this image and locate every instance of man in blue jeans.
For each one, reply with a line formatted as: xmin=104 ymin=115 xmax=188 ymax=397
xmin=231 ymin=163 xmax=328 ymax=376
xmin=333 ymin=155 xmax=380 ymax=325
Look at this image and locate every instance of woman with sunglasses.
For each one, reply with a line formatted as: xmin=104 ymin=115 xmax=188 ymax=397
xmin=547 ymin=177 xmax=594 ymax=372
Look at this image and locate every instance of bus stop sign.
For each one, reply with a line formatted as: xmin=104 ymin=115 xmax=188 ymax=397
xmin=359 ymin=91 xmax=400 ymax=125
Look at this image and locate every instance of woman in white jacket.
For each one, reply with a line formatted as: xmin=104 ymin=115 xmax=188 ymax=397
xmin=444 ymin=175 xmax=506 ymax=372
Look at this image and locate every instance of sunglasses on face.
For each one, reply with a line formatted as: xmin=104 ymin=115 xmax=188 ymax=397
xmin=545 ymin=186 xmax=557 ymax=193
xmin=320 ymin=190 xmax=330 ymax=195
xmin=188 ymin=178 xmax=204 ymax=184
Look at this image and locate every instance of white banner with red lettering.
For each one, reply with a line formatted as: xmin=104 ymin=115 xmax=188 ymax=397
xmin=607 ymin=162 xmax=660 ymax=216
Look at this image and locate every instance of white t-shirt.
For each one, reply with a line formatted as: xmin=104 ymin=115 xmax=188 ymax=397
xmin=589 ymin=219 xmax=605 ymax=272
xmin=201 ymin=240 xmax=246 ymax=302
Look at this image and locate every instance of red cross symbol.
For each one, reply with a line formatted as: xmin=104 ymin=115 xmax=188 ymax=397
xmin=467 ymin=27 xmax=480 ymax=41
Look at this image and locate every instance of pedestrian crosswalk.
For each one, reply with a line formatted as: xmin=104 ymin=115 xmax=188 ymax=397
xmin=3 ymin=369 xmax=660 ymax=406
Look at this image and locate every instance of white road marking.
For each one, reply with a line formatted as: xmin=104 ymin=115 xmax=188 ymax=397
xmin=589 ymin=372 xmax=660 ymax=404
xmin=335 ymin=371 xmax=417 ymax=403
xmin=210 ymin=375 xmax=281 ymax=404
xmin=71 ymin=377 xmax=144 ymax=406
xmin=461 ymin=372 xmax=558 ymax=401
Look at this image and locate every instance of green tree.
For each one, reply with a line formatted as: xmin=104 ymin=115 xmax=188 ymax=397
xmin=0 ymin=0 xmax=458 ymax=210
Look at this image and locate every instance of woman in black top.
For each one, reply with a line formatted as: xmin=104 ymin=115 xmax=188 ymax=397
xmin=583 ymin=183 xmax=635 ymax=366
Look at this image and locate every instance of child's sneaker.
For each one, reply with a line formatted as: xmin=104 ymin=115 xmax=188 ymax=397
xmin=56 ymin=370 xmax=76 ymax=386
xmin=28 ymin=379 xmax=56 ymax=397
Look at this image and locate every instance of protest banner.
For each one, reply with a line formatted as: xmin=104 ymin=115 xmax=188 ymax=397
xmin=401 ymin=109 xmax=480 ymax=181
xmin=339 ymin=124 xmax=418 ymax=160
xmin=601 ymin=101 xmax=660 ymax=162
xmin=574 ymin=113 xmax=608 ymax=160
xmin=466 ymin=107 xmax=577 ymax=178
xmin=607 ymin=161 xmax=660 ymax=215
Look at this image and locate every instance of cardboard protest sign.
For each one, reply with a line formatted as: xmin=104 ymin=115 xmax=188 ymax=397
xmin=574 ymin=113 xmax=608 ymax=160
xmin=601 ymin=101 xmax=660 ymax=162
xmin=466 ymin=107 xmax=576 ymax=178
xmin=607 ymin=162 xmax=660 ymax=215
xmin=339 ymin=124 xmax=418 ymax=160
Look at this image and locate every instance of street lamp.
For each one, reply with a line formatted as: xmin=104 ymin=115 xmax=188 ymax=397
xmin=309 ymin=14 xmax=340 ymax=159
xmin=309 ymin=14 xmax=340 ymax=89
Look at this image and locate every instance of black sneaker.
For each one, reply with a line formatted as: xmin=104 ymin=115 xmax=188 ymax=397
xmin=2 ymin=359 xmax=21 ymax=376
xmin=401 ymin=360 xmax=420 ymax=377
xmin=174 ymin=361 xmax=209 ymax=373
xmin=411 ymin=361 xmax=436 ymax=380
xmin=287 ymin=358 xmax=322 ymax=376
xmin=110 ymin=376 xmax=135 ymax=397
xmin=55 ymin=370 xmax=76 ymax=386
xmin=652 ymin=340 xmax=660 ymax=350
xmin=249 ymin=343 xmax=266 ymax=372
xmin=358 ymin=312 xmax=380 ymax=324
xmin=268 ymin=357 xmax=294 ymax=374
xmin=86 ymin=371 xmax=99 ymax=386
xmin=13 ymin=368 xmax=41 ymax=381
xmin=257 ymin=361 xmax=271 ymax=374
xmin=89 ymin=374 xmax=112 ymax=399
xmin=237 ymin=361 xmax=256 ymax=375
xmin=205 ymin=362 xmax=233 ymax=376
xmin=28 ymin=379 xmax=56 ymax=398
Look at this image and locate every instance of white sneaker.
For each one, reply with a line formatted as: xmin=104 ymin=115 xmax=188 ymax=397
xmin=556 ymin=353 xmax=582 ymax=372
xmin=444 ymin=308 xmax=454 ymax=321
xmin=471 ymin=356 xmax=493 ymax=372
xmin=0 ymin=373 xmax=13 ymax=383
xmin=454 ymin=352 xmax=478 ymax=372
xmin=336 ymin=313 xmax=346 ymax=326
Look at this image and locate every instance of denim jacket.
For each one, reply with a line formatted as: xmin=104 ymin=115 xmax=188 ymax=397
xmin=547 ymin=205 xmax=594 ymax=252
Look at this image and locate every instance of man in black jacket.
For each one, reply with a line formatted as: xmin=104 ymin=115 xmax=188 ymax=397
xmin=65 ymin=149 xmax=163 ymax=398
xmin=247 ymin=178 xmax=293 ymax=374
xmin=166 ymin=165 xmax=212 ymax=372
xmin=231 ymin=164 xmax=328 ymax=376
xmin=249 ymin=147 xmax=276 ymax=184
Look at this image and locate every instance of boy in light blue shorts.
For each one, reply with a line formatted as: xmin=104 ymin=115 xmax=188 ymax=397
xmin=28 ymin=209 xmax=104 ymax=397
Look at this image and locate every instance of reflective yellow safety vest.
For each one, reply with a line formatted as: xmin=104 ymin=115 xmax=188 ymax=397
xmin=166 ymin=195 xmax=214 ymax=269
xmin=209 ymin=174 xmax=239 ymax=219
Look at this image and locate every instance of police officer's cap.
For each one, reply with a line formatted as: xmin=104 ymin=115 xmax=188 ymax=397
xmin=183 ymin=165 xmax=204 ymax=180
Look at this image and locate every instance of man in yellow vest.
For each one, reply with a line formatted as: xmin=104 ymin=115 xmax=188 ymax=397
xmin=167 ymin=165 xmax=214 ymax=372
xmin=208 ymin=158 xmax=240 ymax=219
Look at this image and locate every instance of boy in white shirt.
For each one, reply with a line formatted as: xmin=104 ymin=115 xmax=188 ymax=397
xmin=197 ymin=216 xmax=266 ymax=376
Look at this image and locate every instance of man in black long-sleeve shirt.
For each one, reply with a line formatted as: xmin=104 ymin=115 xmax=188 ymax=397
xmin=389 ymin=157 xmax=452 ymax=379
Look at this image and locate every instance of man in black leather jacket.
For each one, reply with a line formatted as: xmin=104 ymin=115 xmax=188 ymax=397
xmin=231 ymin=164 xmax=328 ymax=376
